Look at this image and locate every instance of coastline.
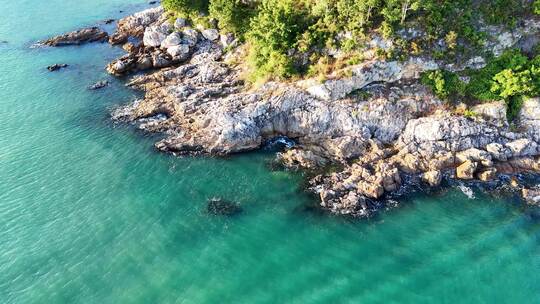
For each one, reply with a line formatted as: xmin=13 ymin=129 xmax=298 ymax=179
xmin=41 ymin=5 xmax=540 ymax=217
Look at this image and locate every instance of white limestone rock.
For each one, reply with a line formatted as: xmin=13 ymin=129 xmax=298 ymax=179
xmin=161 ymin=32 xmax=182 ymax=49
xmin=202 ymin=29 xmax=220 ymax=41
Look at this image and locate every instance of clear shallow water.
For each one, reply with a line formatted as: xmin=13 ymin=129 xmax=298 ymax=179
xmin=1 ymin=1 xmax=540 ymax=303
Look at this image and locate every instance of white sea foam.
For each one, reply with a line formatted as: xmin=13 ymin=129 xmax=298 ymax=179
xmin=458 ymin=184 xmax=476 ymax=199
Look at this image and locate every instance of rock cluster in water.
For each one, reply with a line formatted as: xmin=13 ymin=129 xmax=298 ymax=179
xmin=47 ymin=64 xmax=68 ymax=71
xmin=88 ymin=80 xmax=109 ymax=90
xmin=43 ymin=6 xmax=540 ymax=217
xmin=41 ymin=27 xmax=108 ymax=46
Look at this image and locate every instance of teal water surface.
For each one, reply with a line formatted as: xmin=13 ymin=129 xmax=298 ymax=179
xmin=1 ymin=1 xmax=540 ymax=303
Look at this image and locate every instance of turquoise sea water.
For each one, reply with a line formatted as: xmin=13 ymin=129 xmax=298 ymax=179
xmin=1 ymin=1 xmax=540 ymax=303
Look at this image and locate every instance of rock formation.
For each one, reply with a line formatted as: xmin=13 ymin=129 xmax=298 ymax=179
xmin=41 ymin=27 xmax=108 ymax=46
xmin=104 ymin=7 xmax=540 ymax=217
xmin=47 ymin=64 xmax=68 ymax=71
xmin=43 ymin=6 xmax=540 ymax=217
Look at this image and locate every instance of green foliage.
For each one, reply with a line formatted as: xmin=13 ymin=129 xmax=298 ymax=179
xmin=162 ymin=0 xmax=209 ymax=16
xmin=161 ymin=0 xmax=538 ymax=82
xmin=466 ymin=50 xmax=530 ymax=101
xmin=506 ymin=95 xmax=525 ymax=121
xmin=421 ymin=70 xmax=463 ymax=99
xmin=246 ymin=0 xmax=310 ymax=81
xmin=492 ymin=69 xmax=535 ymax=98
xmin=479 ymin=0 xmax=530 ymax=26
xmin=209 ymin=0 xmax=257 ymax=36
xmin=423 ymin=50 xmax=540 ymax=121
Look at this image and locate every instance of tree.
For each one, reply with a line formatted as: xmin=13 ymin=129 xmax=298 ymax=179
xmin=209 ymin=0 xmax=257 ymax=36
xmin=246 ymin=0 xmax=310 ymax=80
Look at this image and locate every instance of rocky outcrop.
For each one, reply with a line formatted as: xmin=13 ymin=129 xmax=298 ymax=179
xmin=421 ymin=170 xmax=442 ymax=187
xmin=106 ymin=7 xmax=540 ymax=218
xmin=41 ymin=27 xmax=108 ymax=46
xmin=520 ymin=98 xmax=540 ymax=142
xmin=522 ymin=187 xmax=540 ymax=205
xmin=108 ymin=6 xmax=164 ymax=45
xmin=472 ymin=101 xmax=507 ymax=126
xmin=277 ymin=149 xmax=328 ymax=169
xmin=47 ymin=64 xmax=68 ymax=71
xmin=105 ymin=8 xmax=230 ymax=77
xmin=302 ymin=58 xmax=439 ymax=101
xmin=456 ymin=160 xmax=478 ymax=180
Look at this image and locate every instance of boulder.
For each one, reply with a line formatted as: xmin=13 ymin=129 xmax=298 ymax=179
xmin=143 ymin=24 xmax=169 ymax=47
xmin=506 ymin=139 xmax=538 ymax=158
xmin=456 ymin=160 xmax=478 ymax=180
xmin=151 ymin=52 xmax=172 ymax=68
xmin=477 ymin=168 xmax=497 ymax=181
xmin=111 ymin=6 xmax=164 ymax=42
xmin=106 ymin=56 xmax=135 ymax=75
xmin=202 ymin=29 xmax=220 ymax=41
xmin=277 ymin=149 xmax=328 ymax=169
xmin=161 ymin=32 xmax=182 ymax=49
xmin=182 ymin=28 xmax=199 ymax=46
xmin=456 ymin=148 xmax=493 ymax=167
xmin=472 ymin=101 xmax=507 ymax=125
xmin=167 ymin=45 xmax=191 ymax=61
xmin=220 ymin=33 xmax=235 ymax=47
xmin=421 ymin=170 xmax=442 ymax=187
xmin=486 ymin=143 xmax=511 ymax=161
xmin=519 ymin=98 xmax=540 ymax=133
xmin=174 ymin=18 xmax=187 ymax=29
xmin=358 ymin=181 xmax=384 ymax=199
xmin=122 ymin=42 xmax=138 ymax=53
xmin=109 ymin=33 xmax=128 ymax=45
xmin=136 ymin=55 xmax=153 ymax=70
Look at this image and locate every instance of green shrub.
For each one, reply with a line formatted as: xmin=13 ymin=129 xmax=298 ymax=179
xmin=423 ymin=50 xmax=540 ymax=121
xmin=162 ymin=0 xmax=209 ymax=15
xmin=209 ymin=0 xmax=257 ymax=36
xmin=246 ymin=0 xmax=310 ymax=81
xmin=421 ymin=69 xmax=463 ymax=100
xmin=161 ymin=0 xmax=539 ymax=82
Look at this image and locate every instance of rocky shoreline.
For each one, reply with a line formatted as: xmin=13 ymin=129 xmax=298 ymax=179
xmin=42 ymin=6 xmax=540 ymax=217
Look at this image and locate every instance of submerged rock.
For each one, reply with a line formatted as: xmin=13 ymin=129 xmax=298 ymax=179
xmin=47 ymin=64 xmax=68 ymax=71
xmin=42 ymin=27 xmax=108 ymax=46
xmin=207 ymin=198 xmax=242 ymax=216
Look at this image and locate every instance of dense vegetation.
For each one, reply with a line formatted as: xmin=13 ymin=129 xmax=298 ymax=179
xmin=162 ymin=0 xmax=540 ymax=118
xmin=421 ymin=50 xmax=540 ymax=120
xmin=163 ymin=0 xmax=538 ymax=79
